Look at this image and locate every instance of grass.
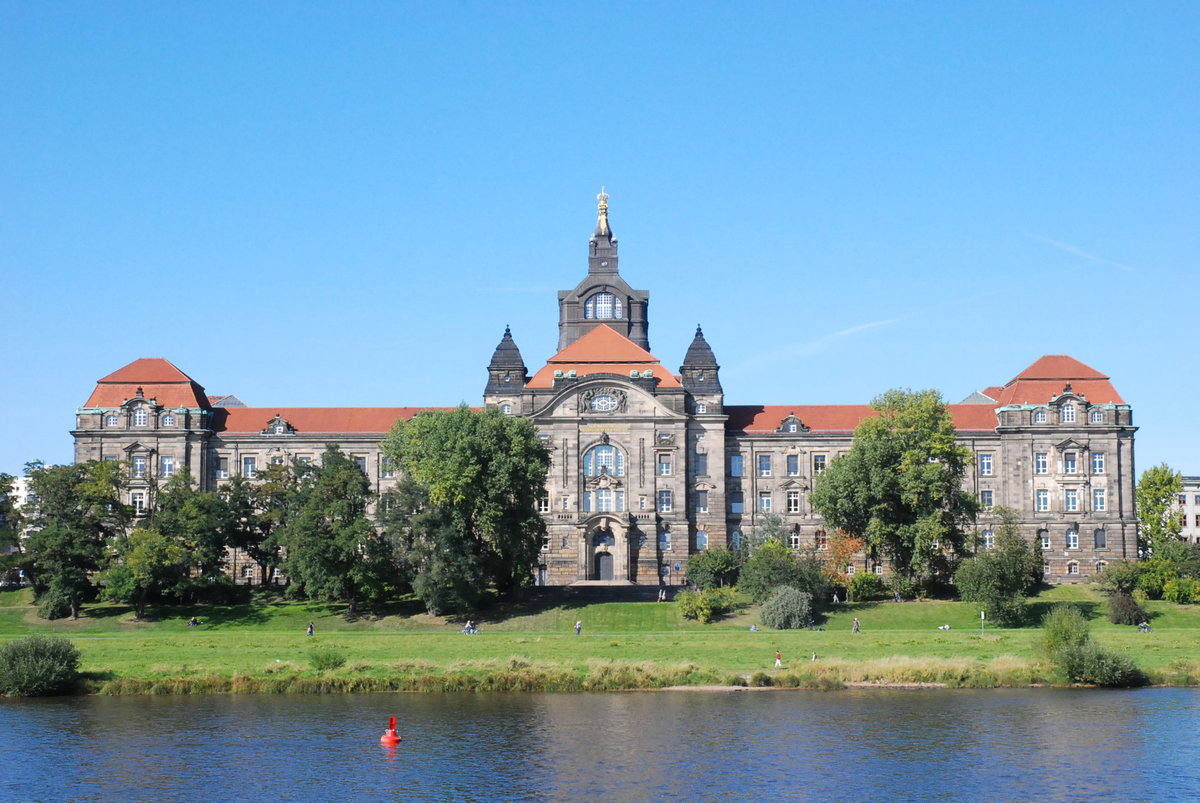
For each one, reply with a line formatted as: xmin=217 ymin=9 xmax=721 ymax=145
xmin=2 ymin=585 xmax=1199 ymax=694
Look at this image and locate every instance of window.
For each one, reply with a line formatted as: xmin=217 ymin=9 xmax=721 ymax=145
xmin=1039 ymin=530 xmax=1050 ymax=550
xmin=874 ymin=564 xmax=884 ymax=576
xmin=814 ymin=529 xmax=828 ymax=550
xmin=729 ymin=492 xmax=744 ymax=514
xmin=132 ymin=456 xmax=147 ymax=478
xmin=980 ymin=490 xmax=993 ymax=508
xmin=216 ymin=457 xmax=230 ymax=479
xmin=241 ymin=565 xmax=255 ymax=580
xmin=354 ymin=456 xmax=367 ymax=474
xmin=731 ymin=530 xmax=743 ymax=550
xmin=562 ymin=535 xmax=570 ymax=549
xmin=271 ymin=456 xmax=285 ymax=465
xmin=638 ymin=496 xmax=647 ymax=510
xmin=813 ymin=454 xmax=827 ymax=474
xmin=1090 ymin=409 xmax=1104 ymax=423
xmin=982 ymin=529 xmax=994 ymax=550
xmin=584 ymin=444 xmax=624 ymax=476
xmin=242 ymin=456 xmax=257 ymax=479
xmin=1062 ymin=404 xmax=1076 ymax=423
xmin=759 ymin=492 xmax=772 ymax=513
xmin=381 ymin=457 xmax=395 ymax=478
xmin=1034 ymin=409 xmax=1047 ymax=423
xmin=1179 ymin=494 xmax=1188 ymax=507
xmin=696 ymin=530 xmax=709 ymax=550
xmin=758 ymin=454 xmax=772 ymax=477
xmin=786 ymin=455 xmax=799 ymax=476
xmin=162 ymin=414 xmax=175 ymax=427
xmin=786 ymin=490 xmax=800 ymax=513
xmin=1035 ymin=452 xmax=1048 ymax=475
xmin=1066 ymin=528 xmax=1079 ymax=549
xmin=105 ymin=414 xmax=119 ymax=426
xmin=133 ymin=408 xmax=148 ymax=426
xmin=584 ymin=292 xmax=622 ymax=319
xmin=658 ymin=455 xmax=672 ymax=476
xmin=537 ymin=495 xmax=550 ymax=513
xmin=1067 ymin=561 xmax=1079 ymax=575
xmin=693 ymin=453 xmax=708 ymax=476
xmin=1096 ymin=561 xmax=1108 ymax=573
xmin=1043 ymin=562 xmax=1051 ymax=575
xmin=272 ymin=424 xmax=285 ymax=435
xmin=786 ymin=422 xmax=797 ymax=433
xmin=1064 ymin=489 xmax=1079 ymax=512
xmin=297 ymin=456 xmax=312 ymax=477
xmin=846 ymin=565 xmax=856 ymax=576
xmin=978 ymin=454 xmax=993 ymax=476
xmin=1036 ymin=489 xmax=1049 ymax=512
xmin=789 ymin=531 xmax=801 ymax=550
xmin=1091 ymin=452 xmax=1105 ymax=475
xmin=130 ymin=492 xmax=145 ymax=515
xmin=729 ymin=455 xmax=743 ymax=477
xmin=1063 ymin=453 xmax=1077 ymax=474
xmin=1094 ymin=528 xmax=1107 ymax=549
xmin=160 ymin=456 xmax=174 ymax=479
xmin=696 ymin=490 xmax=709 ymax=513
xmin=657 ymin=490 xmax=673 ymax=513
xmin=500 ymin=404 xmax=512 ymax=415
xmin=695 ymin=402 xmax=707 ymax=414
xmin=1195 ymin=495 xmax=1200 ymax=506
xmin=1093 ymin=489 xmax=1106 ymax=512
xmin=658 ymin=528 xmax=670 ymax=551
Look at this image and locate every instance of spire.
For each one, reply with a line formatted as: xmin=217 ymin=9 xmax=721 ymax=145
xmin=680 ymin=325 xmax=723 ymax=397
xmin=682 ymin=325 xmax=719 ymax=368
xmin=485 ymin=325 xmax=528 ymax=395
xmin=595 ymin=186 xmax=611 ymax=237
xmin=588 ymin=187 xmax=618 ymax=275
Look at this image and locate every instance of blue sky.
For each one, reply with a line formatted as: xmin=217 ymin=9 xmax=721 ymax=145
xmin=2 ymin=2 xmax=1197 ymax=477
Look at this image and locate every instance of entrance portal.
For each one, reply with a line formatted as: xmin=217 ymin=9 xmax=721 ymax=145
xmin=594 ymin=552 xmax=614 ymax=581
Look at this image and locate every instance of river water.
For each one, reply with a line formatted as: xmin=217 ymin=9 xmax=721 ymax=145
xmin=2 ymin=688 xmax=1197 ymax=801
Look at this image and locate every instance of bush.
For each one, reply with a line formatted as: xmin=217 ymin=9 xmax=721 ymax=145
xmin=309 ymin=648 xmax=347 ymax=672
xmin=760 ymin=586 xmax=813 ymax=630
xmin=1038 ymin=605 xmax=1090 ymax=658
xmin=739 ymin=541 xmax=830 ymax=604
xmin=1059 ymin=644 xmax=1145 ymax=687
xmin=677 ymin=587 xmax=738 ymax=623
xmin=0 ymin=635 xmax=81 ymax=696
xmin=848 ymin=572 xmax=887 ymax=602
xmin=685 ymin=548 xmax=743 ymax=590
xmin=1108 ymin=593 xmax=1148 ymax=625
xmin=36 ymin=589 xmax=72 ymax=620
xmin=1095 ymin=560 xmax=1143 ymax=597
xmin=1163 ymin=577 xmax=1200 ymax=604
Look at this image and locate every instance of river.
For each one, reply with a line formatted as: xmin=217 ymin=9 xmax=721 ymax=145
xmin=2 ymin=688 xmax=1197 ymax=801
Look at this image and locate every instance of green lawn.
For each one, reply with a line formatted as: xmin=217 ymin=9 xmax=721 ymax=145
xmin=3 ymin=585 xmax=1199 ymax=692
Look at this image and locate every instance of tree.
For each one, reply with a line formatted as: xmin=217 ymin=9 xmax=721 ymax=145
xmin=685 ymin=547 xmax=743 ymax=589
xmin=276 ymin=446 xmax=397 ymax=616
xmin=824 ymin=529 xmax=865 ymax=589
xmin=99 ymin=527 xmax=191 ymax=619
xmin=0 ymin=473 xmax=24 ymax=584
xmin=22 ymin=461 xmax=128 ymax=619
xmin=810 ymin=388 xmax=977 ymax=590
xmin=760 ymin=586 xmax=814 ymax=629
xmin=381 ymin=405 xmax=551 ymax=609
xmin=153 ymin=471 xmax=233 ymax=582
xmin=1136 ymin=463 xmax=1184 ymax=556
xmin=954 ymin=507 xmax=1040 ymax=626
xmin=739 ymin=539 xmax=830 ymax=604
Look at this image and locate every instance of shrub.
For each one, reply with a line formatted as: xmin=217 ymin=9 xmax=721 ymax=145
xmin=685 ymin=548 xmax=743 ymax=590
xmin=0 ymin=635 xmax=81 ymax=696
xmin=309 ymin=648 xmax=347 ymax=672
xmin=848 ymin=572 xmax=887 ymax=601
xmin=1163 ymin=577 xmax=1200 ymax=605
xmin=1059 ymin=644 xmax=1145 ymax=687
xmin=1037 ymin=605 xmax=1090 ymax=658
xmin=1095 ymin=560 xmax=1143 ymax=597
xmin=677 ymin=587 xmax=738 ymax=623
xmin=1107 ymin=593 xmax=1148 ymax=625
xmin=739 ymin=541 xmax=830 ymax=604
xmin=760 ymin=586 xmax=813 ymax=630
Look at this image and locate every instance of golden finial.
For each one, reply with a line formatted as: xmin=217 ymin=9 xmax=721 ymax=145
xmin=596 ymin=186 xmax=609 ymax=235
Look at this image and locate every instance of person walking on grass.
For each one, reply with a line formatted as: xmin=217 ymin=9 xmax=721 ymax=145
xmin=307 ymin=622 xmax=314 ymax=637
xmin=852 ymin=617 xmax=860 ymax=634
xmin=775 ymin=650 xmax=782 ymax=668
xmin=575 ymin=620 xmax=582 ymax=635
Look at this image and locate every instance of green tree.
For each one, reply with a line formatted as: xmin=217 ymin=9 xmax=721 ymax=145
xmin=99 ymin=527 xmax=191 ymax=619
xmin=685 ymin=547 xmax=743 ymax=589
xmin=23 ymin=461 xmax=128 ymax=619
xmin=153 ymin=471 xmax=233 ymax=581
xmin=382 ymin=405 xmax=551 ymax=605
xmin=276 ymin=446 xmax=396 ymax=616
xmin=1136 ymin=463 xmax=1184 ymax=556
xmin=739 ymin=539 xmax=830 ymax=604
xmin=221 ymin=474 xmax=281 ymax=586
xmin=810 ymin=388 xmax=977 ymax=589
xmin=0 ymin=473 xmax=24 ymax=583
xmin=955 ymin=508 xmax=1039 ymax=626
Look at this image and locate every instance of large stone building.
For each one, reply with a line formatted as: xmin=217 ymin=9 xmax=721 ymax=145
xmin=73 ymin=193 xmax=1138 ymax=585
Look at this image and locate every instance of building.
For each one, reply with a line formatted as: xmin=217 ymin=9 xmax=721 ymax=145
xmin=1180 ymin=477 xmax=1200 ymax=543
xmin=72 ymin=192 xmax=1138 ymax=585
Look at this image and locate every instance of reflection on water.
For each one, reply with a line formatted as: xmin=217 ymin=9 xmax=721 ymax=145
xmin=2 ymin=689 xmax=1197 ymax=801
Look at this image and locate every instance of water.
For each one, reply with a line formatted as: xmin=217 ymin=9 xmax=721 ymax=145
xmin=2 ymin=688 xmax=1198 ymax=801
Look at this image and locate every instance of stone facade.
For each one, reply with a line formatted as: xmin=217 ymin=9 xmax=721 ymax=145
xmin=72 ymin=194 xmax=1139 ymax=586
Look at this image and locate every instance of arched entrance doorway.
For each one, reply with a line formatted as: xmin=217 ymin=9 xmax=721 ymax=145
xmin=589 ymin=524 xmax=619 ymax=581
xmin=594 ymin=551 xmax=614 ymax=580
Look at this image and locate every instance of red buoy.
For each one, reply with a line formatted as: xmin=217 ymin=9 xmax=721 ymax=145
xmin=380 ymin=716 xmax=402 ymax=745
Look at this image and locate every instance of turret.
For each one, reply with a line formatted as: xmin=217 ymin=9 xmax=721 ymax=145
xmin=680 ymin=325 xmax=723 ymax=405
xmin=484 ymin=326 xmax=528 ymax=397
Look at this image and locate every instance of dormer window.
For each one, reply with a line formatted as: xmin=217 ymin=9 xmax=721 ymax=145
xmin=162 ymin=414 xmax=175 ymax=427
xmin=133 ymin=408 xmax=148 ymax=426
xmin=584 ymin=292 xmax=623 ymax=320
xmin=1089 ymin=409 xmax=1103 ymax=423
xmin=1061 ymin=404 xmax=1076 ymax=423
xmin=272 ymin=424 xmax=285 ymax=435
xmin=1033 ymin=409 xmax=1046 ymax=423
xmin=105 ymin=414 xmax=119 ymax=426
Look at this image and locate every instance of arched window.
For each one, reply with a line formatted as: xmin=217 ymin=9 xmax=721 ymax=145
xmin=583 ymin=444 xmax=624 ymax=476
xmin=105 ymin=414 xmax=119 ymax=426
xmin=162 ymin=414 xmax=175 ymax=427
xmin=1090 ymin=409 xmax=1104 ymax=423
xmin=584 ymin=292 xmax=623 ymax=320
xmin=500 ymin=404 xmax=512 ymax=415
xmin=1061 ymin=404 xmax=1076 ymax=423
xmin=1067 ymin=561 xmax=1080 ymax=575
xmin=695 ymin=530 xmax=709 ymax=550
xmin=133 ymin=408 xmax=148 ymax=426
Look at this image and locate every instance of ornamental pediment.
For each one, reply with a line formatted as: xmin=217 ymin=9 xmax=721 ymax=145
xmin=579 ymin=387 xmax=628 ymax=414
xmin=1055 ymin=438 xmax=1088 ymax=451
xmin=585 ymin=473 xmax=624 ymax=491
xmin=775 ymin=414 xmax=810 ymax=434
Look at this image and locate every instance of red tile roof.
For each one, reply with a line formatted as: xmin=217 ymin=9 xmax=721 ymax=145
xmin=84 ymin=359 xmax=210 ymax=409
xmin=1011 ymin=355 xmax=1108 ymax=381
xmin=992 ymin=355 xmax=1124 ymax=405
xmin=98 ymin=358 xmax=197 ymax=384
xmin=725 ymin=404 xmax=998 ymax=434
xmin=526 ymin=325 xmax=682 ymax=388
xmin=213 ymin=407 xmax=472 ymax=435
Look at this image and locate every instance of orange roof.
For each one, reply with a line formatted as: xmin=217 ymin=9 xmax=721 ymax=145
xmin=213 ymin=407 xmax=473 ymax=435
xmin=527 ymin=325 xmax=681 ymax=388
xmin=725 ymin=404 xmax=997 ymax=433
xmin=84 ymin=359 xmax=209 ymax=409
xmin=992 ymin=355 xmax=1124 ymax=405
xmin=1010 ymin=355 xmax=1108 ymax=381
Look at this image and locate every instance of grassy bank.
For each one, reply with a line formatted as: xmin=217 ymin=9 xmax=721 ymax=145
xmin=3 ymin=585 xmax=1200 ymax=693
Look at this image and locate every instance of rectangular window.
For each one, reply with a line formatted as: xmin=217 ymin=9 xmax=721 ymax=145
xmin=597 ymin=488 xmax=613 ymax=512
xmin=786 ymin=454 xmax=799 ymax=476
xmin=729 ymin=492 xmax=744 ymax=514
xmin=813 ymin=454 xmax=827 ymax=474
xmin=132 ymin=456 xmax=147 ymax=478
xmin=1094 ymin=529 xmax=1107 ymax=549
xmin=1063 ymin=453 xmax=1077 ymax=474
xmin=758 ymin=455 xmax=772 ymax=477
xmin=537 ymin=495 xmax=550 ymax=513
xmin=1091 ymin=452 xmax=1105 ymax=475
xmin=130 ymin=492 xmax=145 ymax=515
xmin=1065 ymin=489 xmax=1079 ymax=512
xmin=1036 ymin=489 xmax=1049 ymax=512
xmin=729 ymin=455 xmax=743 ymax=477
xmin=693 ymin=453 xmax=708 ymax=476
xmin=696 ymin=490 xmax=709 ymax=514
xmin=658 ymin=456 xmax=672 ymax=476
xmin=216 ymin=457 xmax=229 ymax=479
xmin=1093 ymin=489 xmax=1106 ymax=512
xmin=1179 ymin=494 xmax=1188 ymax=507
xmin=638 ymin=496 xmax=647 ymax=511
xmin=1067 ymin=529 xmax=1079 ymax=549
xmin=657 ymin=490 xmax=673 ymax=513
xmin=786 ymin=490 xmax=800 ymax=513
xmin=814 ymin=530 xmax=828 ymax=550
xmin=354 ymin=456 xmax=367 ymax=474
xmin=616 ymin=491 xmax=626 ymax=512
xmin=160 ymin=456 xmax=174 ymax=478
xmin=759 ymin=492 xmax=772 ymax=513
xmin=242 ymin=456 xmax=257 ymax=479
xmin=789 ymin=532 xmax=801 ymax=550
xmin=1035 ymin=452 xmax=1048 ymax=475
xmin=380 ymin=457 xmax=395 ymax=478
xmin=583 ymin=493 xmax=591 ymax=513
xmin=561 ymin=497 xmax=569 ymax=510
xmin=980 ymin=490 xmax=993 ymax=508
xmin=978 ymin=454 xmax=993 ymax=476
xmin=1040 ymin=531 xmax=1050 ymax=550
xmin=1062 ymin=404 xmax=1076 ymax=423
